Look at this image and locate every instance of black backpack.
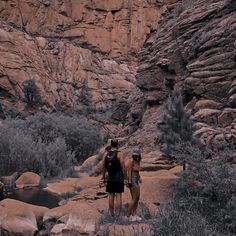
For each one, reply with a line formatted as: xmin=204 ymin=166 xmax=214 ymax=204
xmin=105 ymin=150 xmax=120 ymax=174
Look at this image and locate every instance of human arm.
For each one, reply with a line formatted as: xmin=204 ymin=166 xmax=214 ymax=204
xmin=127 ymin=159 xmax=133 ymax=187
xmin=118 ymin=152 xmax=128 ymax=184
xmin=99 ymin=152 xmax=107 ymax=186
xmin=139 ymin=175 xmax=142 ymax=183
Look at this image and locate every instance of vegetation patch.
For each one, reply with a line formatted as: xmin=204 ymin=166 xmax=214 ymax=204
xmin=0 ymin=113 xmax=103 ymax=178
xmin=156 ymin=91 xmax=236 ymax=236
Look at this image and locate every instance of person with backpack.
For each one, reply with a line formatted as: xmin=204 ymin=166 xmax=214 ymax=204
xmin=100 ymin=139 xmax=128 ymax=216
xmin=126 ymin=148 xmax=142 ymax=221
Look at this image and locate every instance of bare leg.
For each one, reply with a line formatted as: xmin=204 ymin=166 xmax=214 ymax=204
xmin=131 ymin=186 xmax=140 ymax=215
xmin=108 ymin=193 xmax=115 ymax=216
xmin=127 ymin=187 xmax=140 ymax=216
xmin=115 ymin=193 xmax=122 ymax=216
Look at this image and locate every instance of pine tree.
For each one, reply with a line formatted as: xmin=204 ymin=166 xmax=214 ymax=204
xmin=0 ymin=102 xmax=5 ymax=119
xmin=158 ymin=90 xmax=196 ymax=170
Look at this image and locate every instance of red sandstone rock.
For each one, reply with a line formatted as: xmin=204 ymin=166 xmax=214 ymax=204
xmin=15 ymin=172 xmax=41 ymax=189
xmin=43 ymin=201 xmax=101 ymax=235
xmin=134 ymin=0 xmax=236 ymax=151
xmin=0 ymin=199 xmax=48 ymax=236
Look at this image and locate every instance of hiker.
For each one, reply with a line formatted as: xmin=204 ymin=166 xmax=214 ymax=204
xmin=100 ymin=139 xmax=128 ymax=216
xmin=127 ymin=148 xmax=142 ymax=221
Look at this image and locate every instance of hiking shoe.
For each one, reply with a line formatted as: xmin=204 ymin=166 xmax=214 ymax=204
xmin=134 ymin=215 xmax=142 ymax=221
xmin=130 ymin=215 xmax=137 ymax=222
xmin=131 ymin=215 xmax=142 ymax=221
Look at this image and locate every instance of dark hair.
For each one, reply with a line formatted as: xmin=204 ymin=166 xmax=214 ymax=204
xmin=111 ymin=139 xmax=118 ymax=148
xmin=105 ymin=145 xmax=111 ymax=152
xmin=132 ymin=154 xmax=141 ymax=161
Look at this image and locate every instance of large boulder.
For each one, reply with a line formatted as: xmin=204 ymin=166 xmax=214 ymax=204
xmin=15 ymin=172 xmax=41 ymax=189
xmin=0 ymin=199 xmax=48 ymax=236
xmin=43 ymin=201 xmax=101 ymax=236
xmin=44 ymin=178 xmax=81 ymax=196
xmin=140 ymin=151 xmax=175 ymax=171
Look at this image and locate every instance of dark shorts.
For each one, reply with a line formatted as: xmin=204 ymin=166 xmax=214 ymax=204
xmin=106 ymin=171 xmax=124 ymax=193
xmin=106 ymin=181 xmax=124 ymax=193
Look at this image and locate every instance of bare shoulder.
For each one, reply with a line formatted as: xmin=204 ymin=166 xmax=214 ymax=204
xmin=126 ymin=157 xmax=133 ymax=168
xmin=127 ymin=157 xmax=132 ymax=165
xmin=117 ymin=151 xmax=124 ymax=160
xmin=101 ymin=150 xmax=108 ymax=161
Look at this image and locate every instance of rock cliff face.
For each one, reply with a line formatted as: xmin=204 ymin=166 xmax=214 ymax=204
xmin=0 ymin=22 xmax=137 ymax=112
xmin=134 ymin=0 xmax=236 ymax=150
xmin=1 ymin=0 xmax=235 ymax=151
xmin=0 ymin=0 xmax=177 ymax=60
xmin=0 ymin=0 xmax=178 ymax=129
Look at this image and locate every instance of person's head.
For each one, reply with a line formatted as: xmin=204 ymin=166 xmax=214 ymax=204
xmin=104 ymin=139 xmax=112 ymax=151
xmin=110 ymin=139 xmax=118 ymax=148
xmin=132 ymin=148 xmax=141 ymax=162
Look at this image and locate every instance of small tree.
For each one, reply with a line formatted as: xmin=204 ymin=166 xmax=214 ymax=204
xmin=0 ymin=102 xmax=5 ymax=119
xmin=158 ymin=90 xmax=197 ymax=169
xmin=79 ymin=79 xmax=91 ymax=106
xmin=23 ymin=79 xmax=42 ymax=107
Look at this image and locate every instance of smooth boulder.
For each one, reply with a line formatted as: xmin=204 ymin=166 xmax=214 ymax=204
xmin=15 ymin=172 xmax=41 ymax=189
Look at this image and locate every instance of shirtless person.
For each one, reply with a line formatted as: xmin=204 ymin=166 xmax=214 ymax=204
xmin=100 ymin=139 xmax=127 ymax=216
xmin=127 ymin=148 xmax=142 ymax=221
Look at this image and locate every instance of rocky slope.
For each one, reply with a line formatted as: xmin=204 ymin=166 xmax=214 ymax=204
xmin=131 ymin=0 xmax=236 ymax=151
xmin=0 ymin=166 xmax=181 ymax=236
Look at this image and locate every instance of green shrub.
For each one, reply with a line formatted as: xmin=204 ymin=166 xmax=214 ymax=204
xmin=0 ymin=113 xmax=103 ymax=178
xmin=158 ymin=91 xmax=198 ymax=169
xmin=153 ymin=144 xmax=236 ymax=236
xmin=4 ymin=107 xmax=26 ymax=119
xmin=174 ymin=150 xmax=236 ymax=234
xmin=7 ymin=113 xmax=103 ymax=162
xmin=153 ymin=203 xmax=222 ymax=236
xmin=0 ymin=102 xmax=5 ymax=119
xmin=0 ymin=127 xmax=74 ymax=178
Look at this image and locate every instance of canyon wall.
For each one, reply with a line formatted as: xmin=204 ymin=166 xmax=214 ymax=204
xmin=1 ymin=0 xmax=235 ymax=151
xmin=130 ymin=0 xmax=236 ymax=151
xmin=0 ymin=0 xmax=178 ymax=61
xmin=0 ymin=0 xmax=178 ymax=129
